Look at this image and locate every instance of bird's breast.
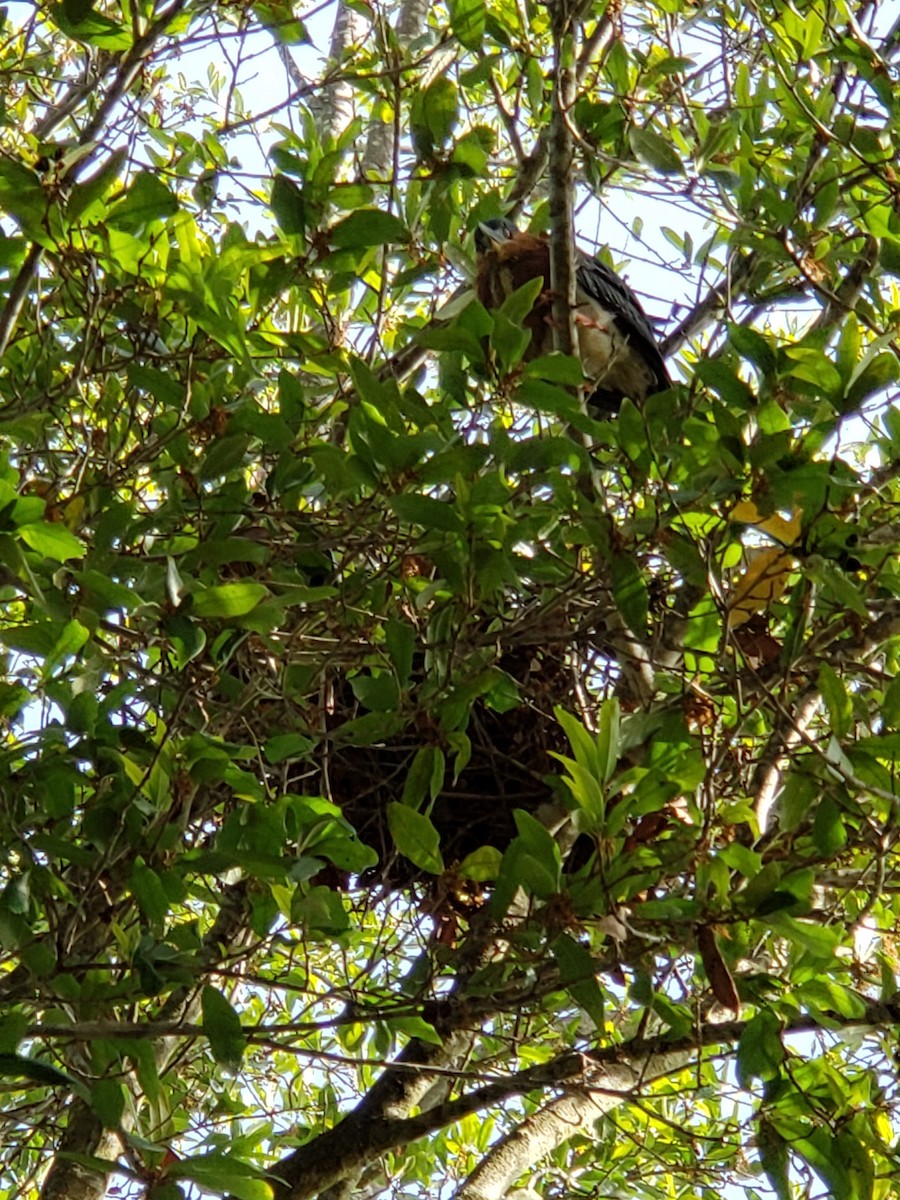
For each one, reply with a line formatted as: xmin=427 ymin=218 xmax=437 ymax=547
xmin=476 ymin=246 xmax=660 ymax=402
xmin=476 ymin=245 xmax=551 ymax=308
xmin=574 ymin=300 xmax=657 ymax=402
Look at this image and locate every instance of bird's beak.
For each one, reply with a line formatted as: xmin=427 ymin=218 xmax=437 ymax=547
xmin=476 ymin=221 xmax=510 ymax=247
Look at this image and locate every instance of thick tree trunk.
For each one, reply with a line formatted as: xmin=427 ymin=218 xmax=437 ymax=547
xmin=310 ymin=1 xmax=372 ymax=145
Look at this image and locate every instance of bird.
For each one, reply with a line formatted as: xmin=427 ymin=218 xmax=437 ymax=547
xmin=474 ymin=216 xmax=670 ymax=415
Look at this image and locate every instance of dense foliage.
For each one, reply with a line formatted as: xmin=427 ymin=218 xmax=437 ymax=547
xmin=0 ymin=0 xmax=899 ymax=1197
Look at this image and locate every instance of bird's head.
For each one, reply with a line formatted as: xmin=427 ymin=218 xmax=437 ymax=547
xmin=474 ymin=216 xmax=521 ymax=254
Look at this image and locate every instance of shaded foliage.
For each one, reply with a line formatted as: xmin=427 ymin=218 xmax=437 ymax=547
xmin=0 ymin=0 xmax=899 ymax=1198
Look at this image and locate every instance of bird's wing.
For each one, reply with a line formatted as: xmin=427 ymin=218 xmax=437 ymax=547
xmin=575 ymin=253 xmax=670 ymax=389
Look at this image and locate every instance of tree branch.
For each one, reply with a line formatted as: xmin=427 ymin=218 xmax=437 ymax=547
xmin=269 ymin=999 xmax=900 ymax=1200
xmin=548 ymin=0 xmax=578 ymax=361
xmin=451 ymin=1086 xmax=625 ymax=1200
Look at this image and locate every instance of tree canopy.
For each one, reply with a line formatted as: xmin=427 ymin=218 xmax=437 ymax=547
xmin=1 ymin=0 xmax=899 ymax=1198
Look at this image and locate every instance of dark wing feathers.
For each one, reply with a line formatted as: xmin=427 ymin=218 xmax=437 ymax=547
xmin=574 ymin=251 xmax=670 ymax=393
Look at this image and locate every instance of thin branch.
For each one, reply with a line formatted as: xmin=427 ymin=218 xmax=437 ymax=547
xmin=0 ymin=0 xmax=192 ymax=358
xmin=268 ymin=999 xmax=900 ymax=1200
xmin=660 ymin=250 xmax=755 ymax=358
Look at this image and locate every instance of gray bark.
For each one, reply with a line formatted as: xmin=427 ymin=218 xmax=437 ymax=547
xmin=361 ymin=0 xmax=435 ymax=180
xmin=310 ymin=1 xmax=372 ymax=145
xmin=452 ymin=1050 xmax=693 ymax=1200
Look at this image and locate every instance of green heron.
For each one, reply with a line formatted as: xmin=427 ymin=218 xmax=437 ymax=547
xmin=475 ymin=216 xmax=670 ymax=415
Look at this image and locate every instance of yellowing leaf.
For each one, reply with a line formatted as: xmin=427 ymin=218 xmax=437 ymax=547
xmin=728 ymin=546 xmax=795 ymax=628
xmin=62 ymin=495 xmax=85 ymax=531
xmin=730 ymin=500 xmax=801 ymax=546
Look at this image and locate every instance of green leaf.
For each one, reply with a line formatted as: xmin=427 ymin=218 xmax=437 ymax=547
xmin=401 ymin=746 xmax=441 ymax=809
xmin=757 ymin=1117 xmax=790 ymax=1200
xmin=883 ymin=676 xmax=900 ymax=730
xmin=90 ymin=1079 xmax=125 ymax=1128
xmin=728 ymin=323 xmax=777 ymax=377
xmin=836 ymin=314 xmax=861 ymax=384
xmin=295 ymin=886 xmax=350 ymax=935
xmin=610 ymin=554 xmax=648 ymax=637
xmin=793 ymin=1127 xmax=855 ymax=1199
xmin=449 ymin=0 xmax=484 ymax=49
xmin=798 ymin=978 xmax=867 ymax=1019
xmin=0 ymin=1012 xmax=29 ymax=1055
xmin=270 ymin=173 xmax=306 ymax=235
xmin=552 ymin=702 xmax=623 ymax=822
xmin=736 ymin=1010 xmax=784 ymax=1085
xmin=410 ymin=78 xmax=459 ymax=159
xmin=845 ymin=352 xmax=898 ymax=410
xmin=492 ymin=839 xmax=558 ymax=913
xmin=555 ymin=706 xmax=604 ymax=779
xmin=107 ymin=171 xmax=177 ymax=228
xmin=200 ymin=434 xmax=249 ymax=480
xmin=349 ymin=671 xmax=399 ymax=713
xmin=552 ymin=933 xmax=604 ymax=1029
xmin=782 ymin=346 xmax=842 ymax=396
xmin=67 ymin=147 xmax=127 ymax=221
xmin=482 ymin=670 xmax=519 ymax=713
xmin=264 ymin=733 xmax=313 ymax=764
xmin=804 ymin=556 xmax=869 ymax=619
xmin=879 ymin=236 xmax=900 ymax=276
xmin=811 ymin=794 xmax=847 ymax=855
xmin=2 ymin=874 xmax=29 ymax=914
xmin=50 ymin=4 xmax=131 ymax=48
xmin=458 ymin=845 xmax=502 ymax=881
xmin=330 ymin=210 xmax=408 ymax=249
xmin=18 ymin=521 xmax=84 ymax=561
xmin=386 ymin=1013 xmax=442 ymax=1046
xmin=389 ymin=493 xmax=464 ymax=532
xmin=694 ymin=359 xmax=756 ymax=408
xmin=496 ymin=276 xmax=544 ymax=327
xmin=191 ymin=583 xmax=269 ymax=618
xmin=0 ymin=160 xmax=46 ymax=232
xmin=417 ymin=298 xmax=491 ymax=363
xmin=766 ymin=914 xmax=841 ymax=958
xmin=385 ymin=618 xmax=415 ymax=687
xmin=818 ymin=661 xmax=852 ymax=738
xmin=648 ymin=991 xmax=692 ymax=1037
xmin=387 ymin=803 xmax=444 ymax=874
xmin=43 ymin=619 xmax=90 ymax=675
xmin=171 ymin=1152 xmax=272 ymax=1200
xmin=333 ymin=711 xmax=407 ymax=746
xmin=131 ymin=860 xmax=170 ymax=934
xmin=146 ymin=1182 xmax=183 ymax=1200
xmin=552 ymin=754 xmax=605 ymax=823
xmin=451 ymin=128 xmax=490 ymax=175
xmin=491 ymin=314 xmax=533 ymax=374
xmin=0 ymin=1053 xmax=88 ymax=1099
xmin=629 ymin=127 xmax=683 ymax=174
xmin=510 ymin=809 xmax=562 ymax=894
xmin=201 ymin=986 xmax=246 ymax=1073
xmin=253 ymin=1 xmax=308 ymax=43
xmin=595 ymin=698 xmax=621 ymax=785
xmin=523 ymin=354 xmax=585 ymax=386
xmin=63 ymin=0 xmax=95 ymax=20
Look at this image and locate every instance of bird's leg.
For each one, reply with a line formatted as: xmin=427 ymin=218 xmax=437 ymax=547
xmin=542 ymin=292 xmax=608 ymax=332
xmin=574 ymin=310 xmax=610 ymax=332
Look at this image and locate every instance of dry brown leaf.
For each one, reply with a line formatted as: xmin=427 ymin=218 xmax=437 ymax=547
xmin=697 ymin=924 xmax=740 ymax=1013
